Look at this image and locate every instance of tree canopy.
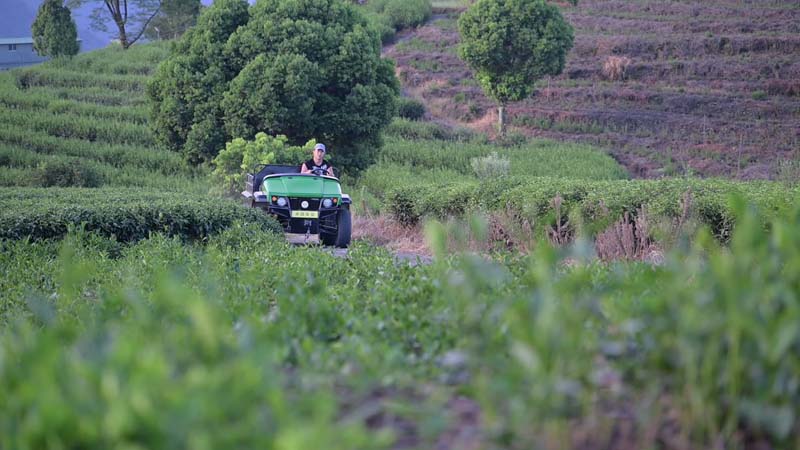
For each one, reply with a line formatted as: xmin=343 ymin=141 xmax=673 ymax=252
xmin=32 ymin=0 xmax=80 ymax=58
xmin=144 ymin=0 xmax=200 ymax=41
xmin=458 ymin=0 xmax=574 ymax=134
xmin=148 ymin=0 xmax=399 ymax=172
xmin=66 ymin=0 xmax=162 ymax=49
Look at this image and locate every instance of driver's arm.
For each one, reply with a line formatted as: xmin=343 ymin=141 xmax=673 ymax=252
xmin=327 ymin=166 xmax=334 ymax=177
xmin=300 ymin=163 xmax=311 ymax=174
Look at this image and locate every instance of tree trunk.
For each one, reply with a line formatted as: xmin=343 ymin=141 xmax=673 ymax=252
xmin=498 ymin=104 xmax=506 ymax=137
xmin=115 ymin=18 xmax=130 ymax=48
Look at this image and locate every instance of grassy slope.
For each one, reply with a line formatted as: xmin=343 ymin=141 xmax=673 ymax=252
xmin=0 ymin=43 xmax=204 ymax=191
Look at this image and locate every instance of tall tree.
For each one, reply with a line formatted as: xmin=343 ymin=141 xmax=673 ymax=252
xmin=144 ymin=0 xmax=200 ymax=41
xmin=458 ymin=0 xmax=574 ymax=135
xmin=32 ymin=0 xmax=80 ymax=57
xmin=148 ymin=0 xmax=399 ymax=172
xmin=67 ymin=0 xmax=162 ymax=49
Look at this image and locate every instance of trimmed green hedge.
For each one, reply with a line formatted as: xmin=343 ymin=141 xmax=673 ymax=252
xmin=0 ymin=188 xmax=282 ymax=242
xmin=387 ymin=177 xmax=799 ymax=240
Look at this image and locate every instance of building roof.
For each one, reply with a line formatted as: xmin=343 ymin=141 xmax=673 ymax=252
xmin=0 ymin=37 xmax=34 ymax=45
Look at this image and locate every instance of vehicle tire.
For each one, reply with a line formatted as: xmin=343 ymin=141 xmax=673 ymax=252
xmin=335 ymin=208 xmax=351 ymax=248
xmin=320 ymin=229 xmax=337 ymax=246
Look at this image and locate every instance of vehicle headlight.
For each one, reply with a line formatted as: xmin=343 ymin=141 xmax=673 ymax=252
xmin=322 ymin=198 xmax=332 ymax=208
xmin=276 ymin=197 xmax=287 ymax=207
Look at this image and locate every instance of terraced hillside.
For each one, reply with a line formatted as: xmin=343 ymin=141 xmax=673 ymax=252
xmin=0 ymin=43 xmax=203 ymax=191
xmin=388 ymin=0 xmax=800 ymax=179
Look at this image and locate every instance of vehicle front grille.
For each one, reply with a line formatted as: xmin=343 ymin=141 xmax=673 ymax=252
xmin=289 ymin=197 xmax=321 ymax=210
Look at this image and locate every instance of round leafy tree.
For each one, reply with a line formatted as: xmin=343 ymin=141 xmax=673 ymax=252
xmin=148 ymin=0 xmax=399 ymax=172
xmin=458 ymin=0 xmax=573 ymax=135
xmin=32 ymin=0 xmax=80 ymax=58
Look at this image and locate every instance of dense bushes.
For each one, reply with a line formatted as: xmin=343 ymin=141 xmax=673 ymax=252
xmin=385 ymin=176 xmax=799 ymax=240
xmin=31 ymin=159 xmax=104 ymax=188
xmin=383 ymin=117 xmax=478 ymax=141
xmin=148 ymin=0 xmax=399 ymax=171
xmin=0 ymin=188 xmax=282 ymax=242
xmin=359 ymin=0 xmax=432 ymax=44
xmin=396 ymin=97 xmax=426 ymax=120
xmin=372 ymin=135 xmax=627 ymax=180
xmin=1 ymin=201 xmax=799 ymax=447
xmin=0 ymin=42 xmax=199 ymax=191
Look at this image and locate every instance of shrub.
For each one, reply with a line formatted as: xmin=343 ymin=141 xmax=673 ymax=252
xmin=384 ymin=175 xmax=799 ymax=241
xmin=363 ymin=11 xmax=396 ymax=44
xmin=396 ymin=97 xmax=426 ymax=120
xmin=383 ymin=118 xmax=475 ymax=141
xmin=383 ymin=0 xmax=432 ymax=30
xmin=751 ymin=90 xmax=768 ymax=100
xmin=212 ymin=133 xmax=314 ymax=193
xmin=31 ymin=0 xmax=79 ymax=58
xmin=31 ymin=159 xmax=104 ymax=188
xmin=470 ymin=152 xmax=510 ymax=179
xmin=148 ymin=0 xmax=399 ymax=171
xmin=602 ymin=55 xmax=632 ymax=81
xmin=0 ymin=188 xmax=283 ymax=242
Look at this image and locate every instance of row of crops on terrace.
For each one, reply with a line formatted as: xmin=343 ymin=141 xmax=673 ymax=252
xmin=359 ymin=119 xmax=799 ymax=245
xmin=0 ymin=43 xmax=202 ymax=191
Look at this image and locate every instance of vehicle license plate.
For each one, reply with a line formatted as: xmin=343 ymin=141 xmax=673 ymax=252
xmin=291 ymin=210 xmax=319 ymax=219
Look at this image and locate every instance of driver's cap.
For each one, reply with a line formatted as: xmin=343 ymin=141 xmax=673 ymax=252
xmin=314 ymin=143 xmax=326 ymax=152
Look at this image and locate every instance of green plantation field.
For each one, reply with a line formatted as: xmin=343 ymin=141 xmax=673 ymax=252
xmin=2 ymin=203 xmax=799 ymax=448
xmin=0 ymin=188 xmax=282 ymax=242
xmin=357 ymin=120 xmax=799 ymax=244
xmin=1 ymin=1 xmax=800 ymax=446
xmin=0 ymin=43 xmax=203 ymax=191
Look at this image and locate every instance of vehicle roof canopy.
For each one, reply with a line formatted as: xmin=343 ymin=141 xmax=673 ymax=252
xmin=251 ymin=164 xmax=301 ymax=194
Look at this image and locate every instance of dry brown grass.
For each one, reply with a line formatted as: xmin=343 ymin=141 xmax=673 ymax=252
xmin=595 ymin=206 xmax=661 ymax=262
xmin=602 ymin=55 xmax=633 ymax=81
xmin=547 ymin=194 xmax=575 ymax=246
xmin=352 ymin=213 xmax=431 ymax=256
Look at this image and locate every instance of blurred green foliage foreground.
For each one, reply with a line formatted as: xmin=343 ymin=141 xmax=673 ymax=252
xmin=1 ymin=197 xmax=799 ymax=449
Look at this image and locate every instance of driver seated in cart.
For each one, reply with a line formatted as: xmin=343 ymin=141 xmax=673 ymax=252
xmin=300 ymin=143 xmax=335 ymax=177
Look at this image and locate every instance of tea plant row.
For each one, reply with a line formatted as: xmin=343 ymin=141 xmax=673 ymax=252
xmin=0 ymin=42 xmax=198 ymax=190
xmin=0 ymin=188 xmax=280 ymax=242
xmin=1 ymin=200 xmax=798 ymax=448
xmin=385 ymin=175 xmax=798 ymax=240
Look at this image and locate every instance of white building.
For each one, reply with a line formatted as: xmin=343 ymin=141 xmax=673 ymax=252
xmin=0 ymin=37 xmax=80 ymax=71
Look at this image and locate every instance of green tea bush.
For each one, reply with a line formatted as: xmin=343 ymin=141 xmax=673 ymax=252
xmin=15 ymin=67 xmax=147 ymax=92
xmin=385 ymin=175 xmax=798 ymax=239
xmin=0 ymin=108 xmax=153 ymax=147
xmin=31 ymin=159 xmax=105 ymax=188
xmin=396 ymin=97 xmax=426 ymax=120
xmin=471 ymin=152 xmax=510 ymax=179
xmin=363 ymin=10 xmax=396 ymax=44
xmin=0 ymin=126 xmax=186 ymax=175
xmin=2 ymin=200 xmax=798 ymax=448
xmin=383 ymin=117 xmax=476 ymax=141
xmin=360 ymin=0 xmax=432 ymax=31
xmin=383 ymin=0 xmax=432 ymax=30
xmin=0 ymin=188 xmax=282 ymax=242
xmin=376 ymin=135 xmax=627 ymax=180
xmin=615 ymin=199 xmax=800 ymax=443
xmin=0 ymin=44 xmax=202 ymax=191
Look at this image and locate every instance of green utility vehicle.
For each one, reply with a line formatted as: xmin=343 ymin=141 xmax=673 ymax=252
xmin=242 ymin=165 xmax=352 ymax=247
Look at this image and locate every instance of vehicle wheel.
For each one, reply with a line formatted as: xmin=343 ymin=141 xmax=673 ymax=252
xmin=335 ymin=208 xmax=351 ymax=248
xmin=320 ymin=229 xmax=337 ymax=246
